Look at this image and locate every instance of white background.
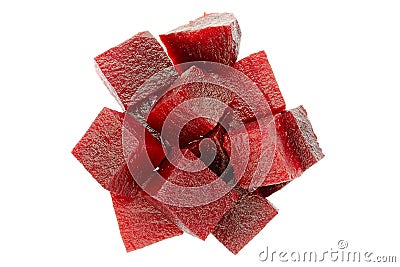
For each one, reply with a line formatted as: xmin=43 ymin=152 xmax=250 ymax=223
xmin=1 ymin=1 xmax=399 ymax=266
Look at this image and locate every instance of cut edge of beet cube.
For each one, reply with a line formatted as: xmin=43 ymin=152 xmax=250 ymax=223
xmin=142 ymin=148 xmax=240 ymax=240
xmin=160 ymin=12 xmax=241 ymax=66
xmin=278 ymin=105 xmax=324 ymax=171
xmin=212 ymin=189 xmax=278 ymax=254
xmin=71 ymin=107 xmax=138 ymax=197
xmin=94 ymin=31 xmax=175 ymax=111
xmin=234 ymin=50 xmax=286 ymax=114
xmin=111 ymin=192 xmax=183 ymax=252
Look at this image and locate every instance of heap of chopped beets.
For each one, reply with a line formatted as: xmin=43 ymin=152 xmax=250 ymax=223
xmin=72 ymin=12 xmax=324 ymax=254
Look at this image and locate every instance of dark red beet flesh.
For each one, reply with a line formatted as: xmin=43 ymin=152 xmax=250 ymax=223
xmin=212 ymin=188 xmax=278 ymax=254
xmin=223 ymin=106 xmax=323 ymax=189
xmin=276 ymin=106 xmax=324 ymax=170
xmin=143 ymin=148 xmax=239 ymax=240
xmin=111 ymin=192 xmax=183 ymax=252
xmin=72 ymin=108 xmax=137 ymax=197
xmin=72 ymin=108 xmax=165 ymax=197
xmin=95 ymin=31 xmax=175 ymax=111
xmin=234 ymin=51 xmax=286 ymax=114
xmin=147 ymin=65 xmax=270 ymax=147
xmin=160 ymin=13 xmax=241 ymax=66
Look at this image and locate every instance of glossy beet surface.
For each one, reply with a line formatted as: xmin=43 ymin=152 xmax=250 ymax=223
xmin=234 ymin=51 xmax=286 ymax=114
xmin=111 ymin=192 xmax=183 ymax=252
xmin=160 ymin=13 xmax=241 ymax=66
xmin=95 ymin=31 xmax=174 ymax=111
xmin=212 ymin=188 xmax=278 ymax=254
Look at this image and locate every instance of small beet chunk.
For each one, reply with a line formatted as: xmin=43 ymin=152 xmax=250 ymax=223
xmin=276 ymin=105 xmax=324 ymax=170
xmin=147 ymin=66 xmax=227 ymax=147
xmin=72 ymin=108 xmax=165 ymax=197
xmin=160 ymin=13 xmax=241 ymax=66
xmin=72 ymin=108 xmax=136 ymax=196
xmin=224 ymin=106 xmax=324 ymax=188
xmin=212 ymin=188 xmax=278 ymax=254
xmin=143 ymin=148 xmax=239 ymax=240
xmin=147 ymin=65 xmax=269 ymax=147
xmin=223 ymin=118 xmax=277 ymax=189
xmin=260 ymin=105 xmax=324 ymax=185
xmin=234 ymin=51 xmax=286 ymax=114
xmin=95 ymin=31 xmax=175 ymax=111
xmin=111 ymin=192 xmax=183 ymax=252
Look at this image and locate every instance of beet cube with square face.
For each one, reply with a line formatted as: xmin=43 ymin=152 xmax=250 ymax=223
xmin=147 ymin=65 xmax=270 ymax=148
xmin=72 ymin=108 xmax=165 ymax=197
xmin=95 ymin=31 xmax=176 ymax=111
xmin=160 ymin=13 xmax=241 ymax=66
xmin=212 ymin=188 xmax=278 ymax=254
xmin=276 ymin=105 xmax=324 ymax=171
xmin=223 ymin=118 xmax=277 ymax=189
xmin=111 ymin=192 xmax=183 ymax=252
xmin=234 ymin=51 xmax=286 ymax=114
xmin=259 ymin=105 xmax=324 ymax=186
xmin=142 ymin=148 xmax=239 ymax=241
xmin=223 ymin=106 xmax=324 ymax=189
xmin=146 ymin=66 xmax=223 ymax=147
xmin=72 ymin=108 xmax=137 ymax=196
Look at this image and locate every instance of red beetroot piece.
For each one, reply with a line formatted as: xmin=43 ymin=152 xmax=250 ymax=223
xmin=223 ymin=118 xmax=277 ymax=189
xmin=122 ymin=114 xmax=167 ymax=188
xmin=111 ymin=192 xmax=183 ymax=252
xmin=260 ymin=146 xmax=300 ymax=186
xmin=276 ymin=105 xmax=324 ymax=170
xmin=261 ymin=105 xmax=324 ymax=184
xmin=212 ymin=188 xmax=278 ymax=254
xmin=224 ymin=106 xmax=324 ymax=189
xmin=143 ymin=148 xmax=239 ymax=240
xmin=72 ymin=108 xmax=165 ymax=197
xmin=95 ymin=31 xmax=175 ymax=111
xmin=147 ymin=66 xmax=222 ymax=147
xmin=160 ymin=13 xmax=241 ymax=66
xmin=147 ymin=66 xmax=269 ymax=147
xmin=234 ymin=51 xmax=286 ymax=114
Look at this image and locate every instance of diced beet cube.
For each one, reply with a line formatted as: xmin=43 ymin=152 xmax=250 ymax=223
xmin=72 ymin=108 xmax=165 ymax=197
xmin=160 ymin=13 xmax=241 ymax=66
xmin=223 ymin=118 xmax=277 ymax=189
xmin=276 ymin=106 xmax=324 ymax=170
xmin=72 ymin=108 xmax=136 ymax=196
xmin=259 ymin=147 xmax=301 ymax=187
xmin=260 ymin=105 xmax=324 ymax=185
xmin=95 ymin=31 xmax=175 ymax=111
xmin=234 ymin=51 xmax=286 ymax=114
xmin=147 ymin=65 xmax=269 ymax=147
xmin=143 ymin=148 xmax=239 ymax=240
xmin=111 ymin=192 xmax=183 ymax=252
xmin=212 ymin=188 xmax=278 ymax=254
xmin=224 ymin=106 xmax=324 ymax=189
xmin=147 ymin=66 xmax=222 ymax=147
xmin=255 ymin=181 xmax=290 ymax=198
